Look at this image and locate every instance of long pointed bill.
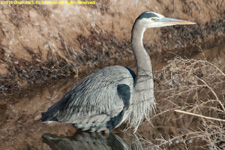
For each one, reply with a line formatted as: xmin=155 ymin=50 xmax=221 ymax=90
xmin=161 ymin=17 xmax=196 ymax=25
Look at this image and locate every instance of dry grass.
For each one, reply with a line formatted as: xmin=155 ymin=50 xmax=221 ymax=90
xmin=136 ymin=56 xmax=225 ymax=149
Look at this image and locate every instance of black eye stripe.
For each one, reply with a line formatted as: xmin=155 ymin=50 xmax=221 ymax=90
xmin=137 ymin=12 xmax=158 ymax=20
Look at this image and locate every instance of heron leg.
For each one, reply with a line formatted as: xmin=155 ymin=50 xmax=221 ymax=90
xmin=103 ymin=128 xmax=110 ymax=136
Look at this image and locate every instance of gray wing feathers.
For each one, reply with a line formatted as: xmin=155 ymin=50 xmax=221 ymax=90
xmin=57 ymin=66 xmax=134 ymax=125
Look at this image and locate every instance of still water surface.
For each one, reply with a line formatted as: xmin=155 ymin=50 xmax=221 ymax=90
xmin=0 ymin=44 xmax=224 ymax=150
xmin=0 ymin=67 xmax=154 ymax=150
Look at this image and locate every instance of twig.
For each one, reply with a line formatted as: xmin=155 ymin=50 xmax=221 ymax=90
xmin=195 ymin=76 xmax=225 ymax=111
xmin=203 ymin=60 xmax=225 ymax=77
xmin=174 ymin=109 xmax=225 ymax=122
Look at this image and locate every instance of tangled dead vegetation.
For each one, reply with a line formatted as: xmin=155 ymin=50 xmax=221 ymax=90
xmin=137 ymin=56 xmax=225 ymax=149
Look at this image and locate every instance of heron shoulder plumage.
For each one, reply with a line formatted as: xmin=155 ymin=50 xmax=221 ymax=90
xmin=42 ymin=66 xmax=135 ymax=132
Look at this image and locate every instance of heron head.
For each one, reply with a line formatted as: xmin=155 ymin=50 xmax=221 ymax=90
xmin=136 ymin=12 xmax=195 ymax=29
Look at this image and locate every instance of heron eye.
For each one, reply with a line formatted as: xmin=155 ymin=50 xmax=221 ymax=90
xmin=151 ymin=18 xmax=156 ymax=21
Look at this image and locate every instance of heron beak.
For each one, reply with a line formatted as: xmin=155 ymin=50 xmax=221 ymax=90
xmin=161 ymin=17 xmax=196 ymax=25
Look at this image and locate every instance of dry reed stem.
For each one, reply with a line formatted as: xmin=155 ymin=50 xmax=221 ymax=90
xmin=174 ymin=109 xmax=225 ymax=122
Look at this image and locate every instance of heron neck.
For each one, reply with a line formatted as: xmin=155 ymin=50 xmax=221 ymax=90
xmin=132 ymin=22 xmax=153 ymax=89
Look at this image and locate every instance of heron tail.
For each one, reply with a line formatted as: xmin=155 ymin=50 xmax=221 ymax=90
xmin=41 ymin=91 xmax=71 ymax=123
xmin=41 ymin=111 xmax=58 ymax=123
xmin=41 ymin=101 xmax=61 ymax=123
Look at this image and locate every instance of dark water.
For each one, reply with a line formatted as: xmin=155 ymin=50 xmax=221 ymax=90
xmin=0 ymin=75 xmax=158 ymax=150
xmin=0 ymin=44 xmax=224 ymax=150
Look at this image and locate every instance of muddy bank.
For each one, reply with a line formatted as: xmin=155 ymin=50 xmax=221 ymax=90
xmin=0 ymin=0 xmax=225 ymax=94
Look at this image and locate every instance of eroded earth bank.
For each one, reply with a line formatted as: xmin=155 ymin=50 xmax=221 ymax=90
xmin=0 ymin=0 xmax=225 ymax=94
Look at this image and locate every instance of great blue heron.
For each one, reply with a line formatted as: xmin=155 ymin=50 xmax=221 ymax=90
xmin=41 ymin=12 xmax=195 ymax=133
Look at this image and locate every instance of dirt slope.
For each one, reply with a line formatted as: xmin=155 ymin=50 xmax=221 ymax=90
xmin=0 ymin=0 xmax=225 ymax=94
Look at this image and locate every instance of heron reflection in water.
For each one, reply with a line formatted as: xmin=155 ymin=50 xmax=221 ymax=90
xmin=42 ymin=132 xmax=128 ymax=150
xmin=41 ymin=12 xmax=195 ymax=133
xmin=42 ymin=132 xmax=159 ymax=150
